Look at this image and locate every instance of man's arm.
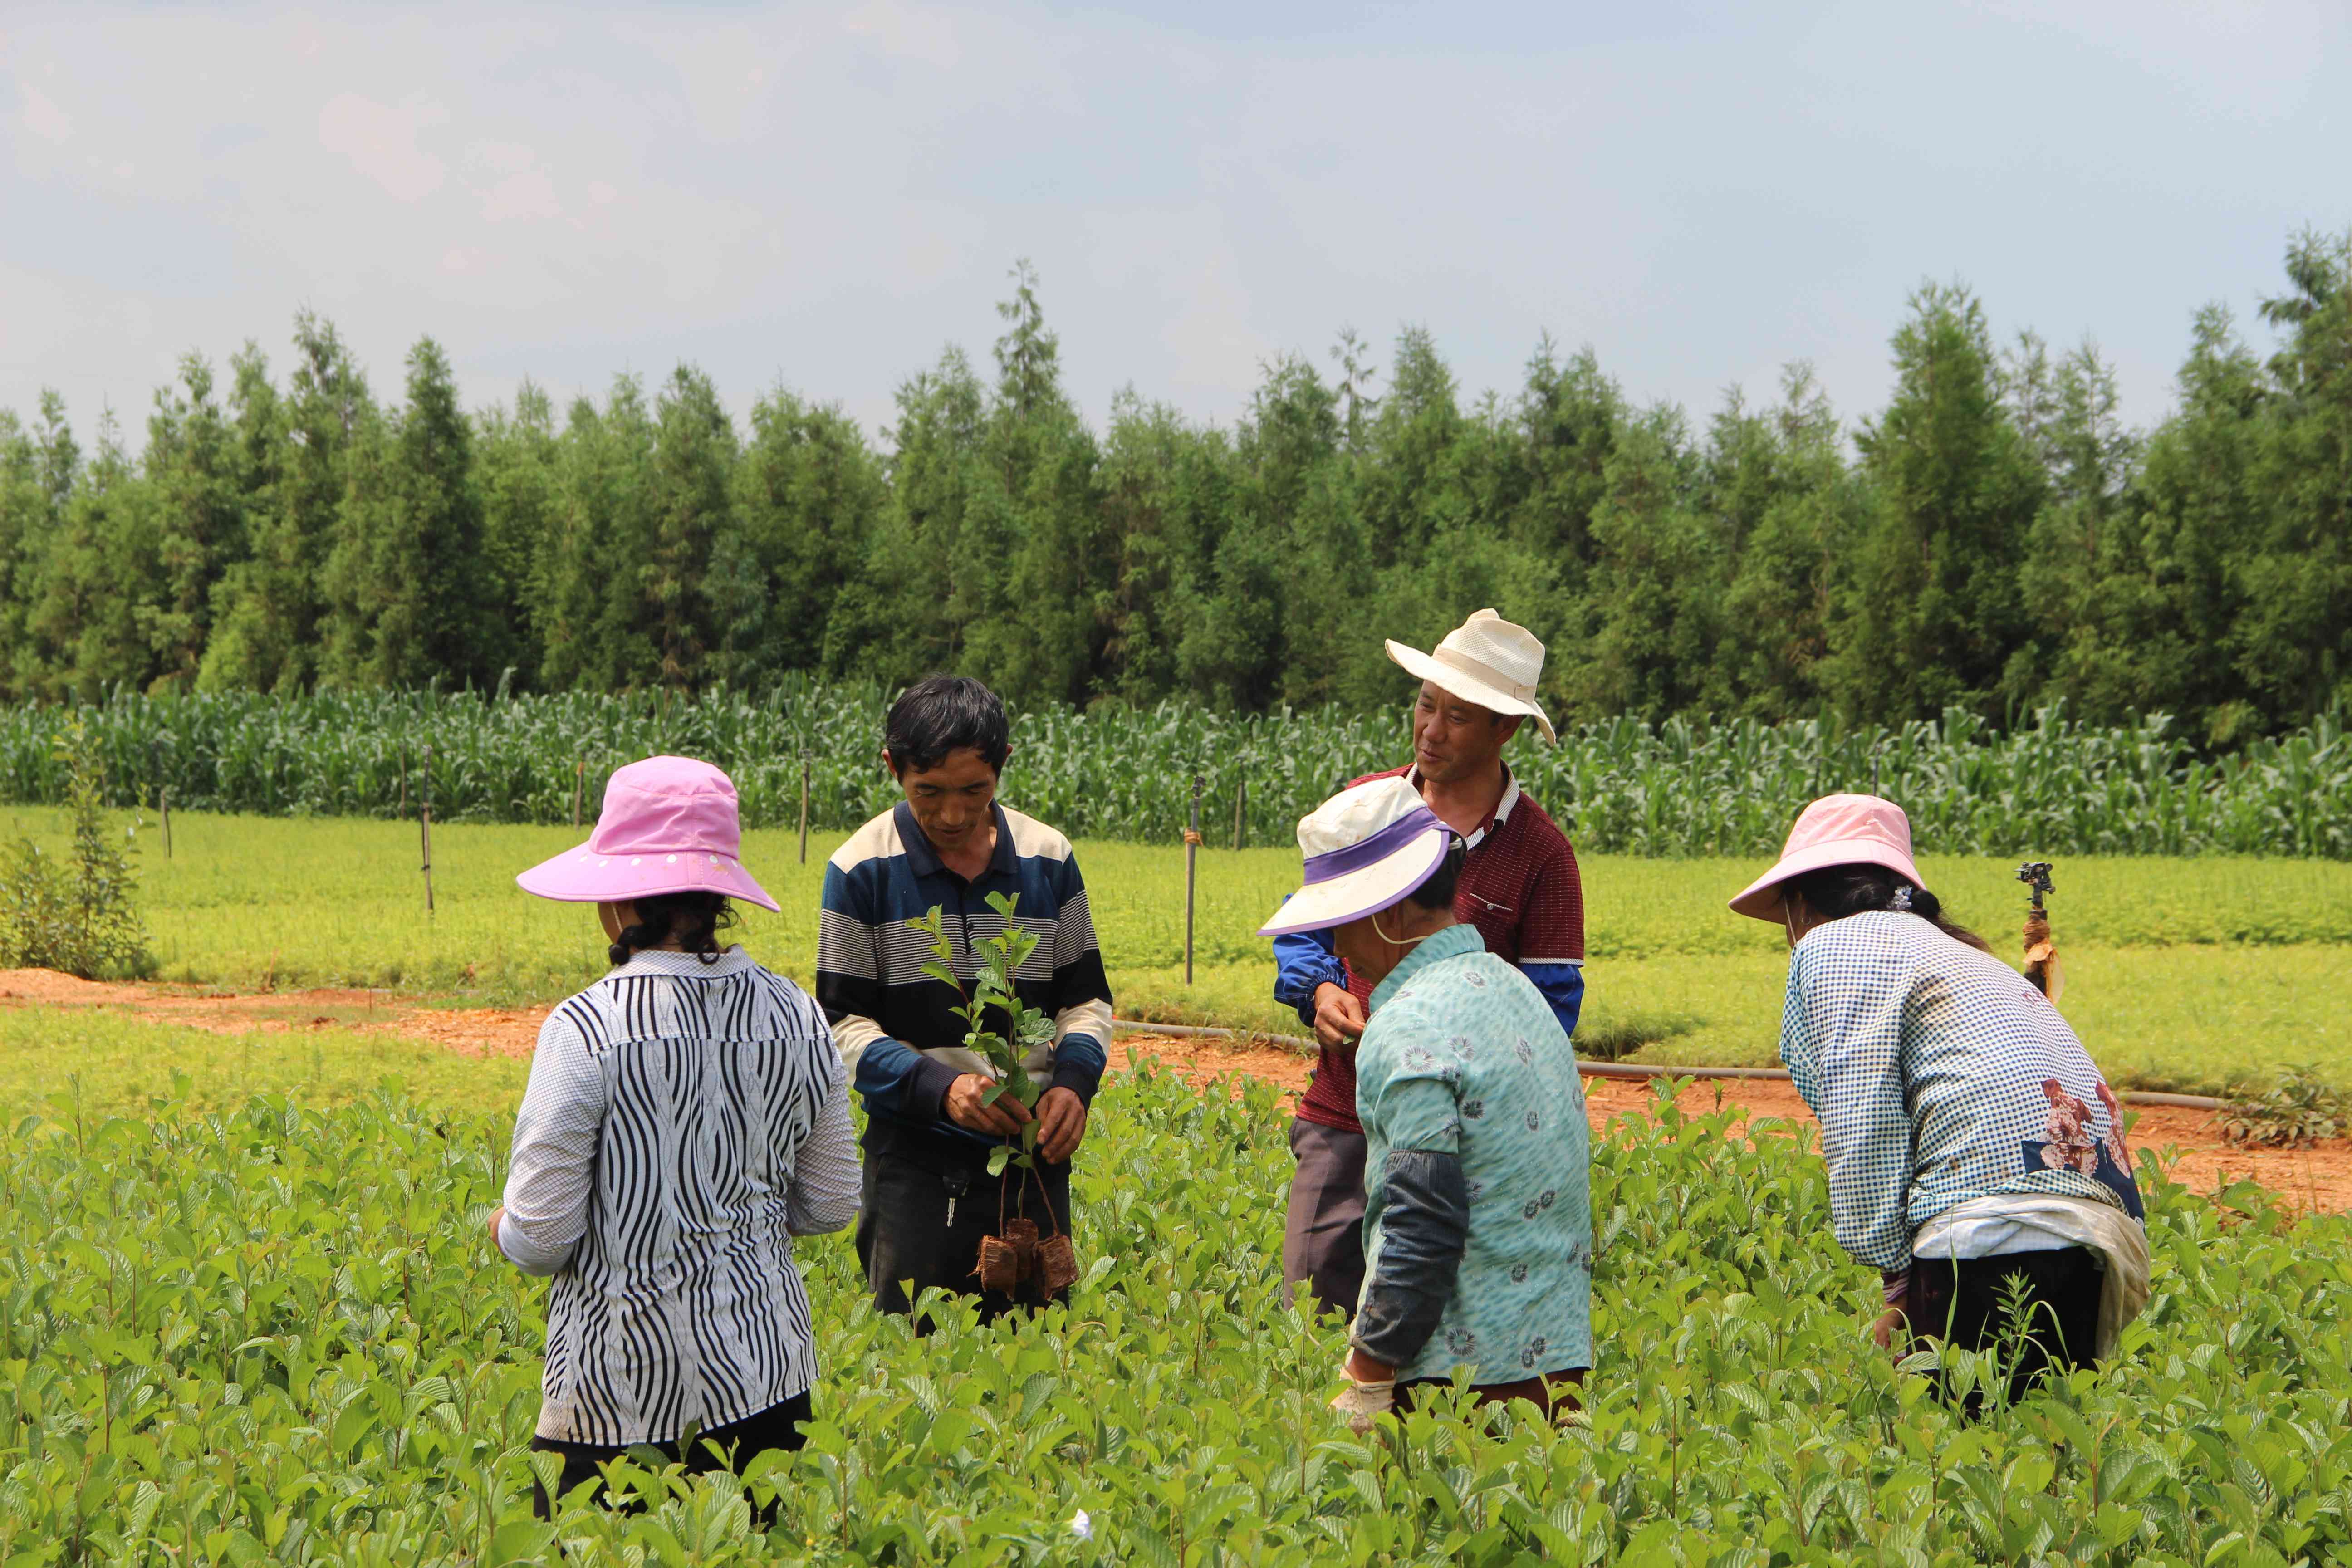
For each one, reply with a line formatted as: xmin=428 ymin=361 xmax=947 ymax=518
xmin=1045 ymin=850 xmax=1114 ymax=1106
xmin=1516 ymin=828 xmax=1588 ymax=1041
xmin=817 ymin=860 xmax=960 ymax=1123
xmin=1521 ymin=962 xmax=1584 ymax=1041
xmin=1271 ymin=921 xmax=1349 ymax=1028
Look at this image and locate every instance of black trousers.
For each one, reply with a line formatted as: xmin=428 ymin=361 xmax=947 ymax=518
xmin=856 ymin=1148 xmax=1074 ymax=1326
xmin=530 ymin=1390 xmax=811 ymax=1521
xmin=1904 ymin=1246 xmax=2103 ymax=1406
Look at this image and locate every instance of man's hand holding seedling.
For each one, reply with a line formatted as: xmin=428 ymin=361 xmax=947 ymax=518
xmin=945 ymin=1075 xmax=1087 ymax=1160
xmin=946 ymin=1072 xmax=1031 ymax=1137
xmin=1033 ymin=1086 xmax=1087 ymax=1162
xmin=919 ymin=894 xmax=1088 ymax=1164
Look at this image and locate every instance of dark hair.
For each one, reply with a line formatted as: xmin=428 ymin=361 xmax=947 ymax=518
xmin=1789 ymin=864 xmax=1990 ymax=954
xmin=885 ymin=676 xmax=1010 ymax=777
xmin=609 ymin=891 xmax=736 ymax=967
xmin=1403 ymin=839 xmax=1467 ymax=914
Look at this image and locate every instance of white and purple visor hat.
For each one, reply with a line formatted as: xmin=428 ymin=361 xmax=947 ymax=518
xmin=1258 ymin=777 xmax=1453 ymax=937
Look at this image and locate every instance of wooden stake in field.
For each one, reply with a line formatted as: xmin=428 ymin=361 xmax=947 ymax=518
xmin=160 ymin=785 xmax=171 ymax=860
xmin=420 ymin=741 xmax=436 ymax=916
xmin=1185 ymin=774 xmax=1202 ymax=986
xmin=1232 ymin=772 xmax=1246 ymax=852
xmin=799 ymin=758 xmax=811 ymax=865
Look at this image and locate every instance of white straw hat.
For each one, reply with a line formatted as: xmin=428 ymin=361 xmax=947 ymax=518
xmin=1385 ymin=608 xmax=1557 ymax=744
xmin=1258 ymin=777 xmax=1453 ymax=937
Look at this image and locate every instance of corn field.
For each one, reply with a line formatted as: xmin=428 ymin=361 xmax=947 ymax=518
xmin=0 ymin=681 xmax=2345 ymax=857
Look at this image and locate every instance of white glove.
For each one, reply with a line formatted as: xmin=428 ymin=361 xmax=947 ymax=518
xmin=1329 ymin=1357 xmax=1396 ymax=1431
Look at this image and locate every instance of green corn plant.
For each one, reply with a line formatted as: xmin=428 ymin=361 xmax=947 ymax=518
xmin=0 ymin=684 xmax=2346 ymax=855
xmin=910 ymin=890 xmax=1056 ymax=1177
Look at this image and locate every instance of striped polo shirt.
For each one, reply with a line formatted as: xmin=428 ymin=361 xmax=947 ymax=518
xmin=817 ymin=801 xmax=1113 ymax=1168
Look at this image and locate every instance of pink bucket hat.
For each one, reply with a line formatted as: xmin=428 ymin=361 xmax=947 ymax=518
xmin=516 ymin=755 xmax=779 ymax=913
xmin=1728 ymin=794 xmax=1927 ymax=922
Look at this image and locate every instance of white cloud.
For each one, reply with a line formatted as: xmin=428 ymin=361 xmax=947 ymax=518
xmin=0 ymin=0 xmax=2343 ymax=452
xmin=20 ymin=80 xmax=70 ymax=142
xmin=317 ymin=91 xmax=447 ymax=203
xmin=1084 ymin=205 xmax=1267 ymax=405
xmin=840 ymin=0 xmax=960 ymax=69
xmin=468 ymin=139 xmax=562 ymax=223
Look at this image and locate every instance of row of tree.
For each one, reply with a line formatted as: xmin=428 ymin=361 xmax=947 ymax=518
xmin=2 ymin=236 xmax=2347 ymax=742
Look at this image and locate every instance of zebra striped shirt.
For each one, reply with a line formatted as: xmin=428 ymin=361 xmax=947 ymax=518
xmin=498 ymin=947 xmax=861 ymax=1446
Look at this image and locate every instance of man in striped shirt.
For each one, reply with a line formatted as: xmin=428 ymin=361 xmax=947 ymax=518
xmin=818 ymin=676 xmax=1114 ymax=1322
xmin=1272 ymin=611 xmax=1587 ymax=1322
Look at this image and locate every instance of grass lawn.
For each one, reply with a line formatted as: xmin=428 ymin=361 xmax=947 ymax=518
xmin=2 ymin=805 xmax=2346 ymax=1095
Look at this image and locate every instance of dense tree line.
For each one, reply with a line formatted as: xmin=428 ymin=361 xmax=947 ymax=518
xmin=2 ymin=236 xmax=2346 ymax=743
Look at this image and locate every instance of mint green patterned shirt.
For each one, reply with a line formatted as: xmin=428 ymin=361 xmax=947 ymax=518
xmin=1356 ymin=923 xmax=1594 ymax=1384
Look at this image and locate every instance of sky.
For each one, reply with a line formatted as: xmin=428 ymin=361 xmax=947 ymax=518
xmin=3 ymin=0 xmax=2347 ymax=452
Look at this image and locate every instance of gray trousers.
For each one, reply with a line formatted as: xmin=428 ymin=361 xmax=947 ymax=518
xmin=1283 ymin=1118 xmax=1367 ymax=1322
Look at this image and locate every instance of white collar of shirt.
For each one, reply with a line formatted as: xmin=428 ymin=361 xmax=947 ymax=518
xmin=615 ymin=945 xmax=755 ymax=978
xmin=1402 ymin=764 xmax=1519 ymax=851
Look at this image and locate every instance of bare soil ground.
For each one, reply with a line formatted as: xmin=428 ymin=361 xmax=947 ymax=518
xmin=7 ymin=968 xmax=2344 ymax=1212
xmin=1112 ymin=1033 xmax=2352 ymax=1214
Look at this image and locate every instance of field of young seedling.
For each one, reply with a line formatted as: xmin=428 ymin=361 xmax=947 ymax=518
xmin=10 ymin=1032 xmax=2352 ymax=1566
xmin=1 ymin=793 xmax=2349 ymax=1564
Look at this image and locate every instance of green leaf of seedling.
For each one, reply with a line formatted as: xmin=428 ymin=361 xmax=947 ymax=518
xmin=986 ymin=1144 xmax=1012 ymax=1176
xmin=491 ymin=1519 xmax=558 ymax=1566
xmin=921 ymin=962 xmax=964 ymax=991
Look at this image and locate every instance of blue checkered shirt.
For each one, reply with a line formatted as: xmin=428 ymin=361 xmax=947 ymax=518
xmin=1779 ymin=911 xmax=2134 ymax=1274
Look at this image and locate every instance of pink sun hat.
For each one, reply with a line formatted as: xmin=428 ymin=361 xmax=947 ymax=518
xmin=1728 ymin=793 xmax=1928 ymax=922
xmin=516 ymin=755 xmax=779 ymax=913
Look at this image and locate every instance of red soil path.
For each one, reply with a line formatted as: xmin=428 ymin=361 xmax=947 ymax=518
xmin=6 ymin=968 xmax=2344 ymax=1213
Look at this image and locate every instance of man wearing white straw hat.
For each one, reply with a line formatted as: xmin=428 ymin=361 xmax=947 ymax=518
xmin=1271 ymin=608 xmax=1587 ymax=1322
xmin=1263 ymin=777 xmax=1592 ymax=1424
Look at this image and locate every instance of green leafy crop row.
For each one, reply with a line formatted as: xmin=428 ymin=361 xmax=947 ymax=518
xmin=0 ymin=683 xmax=2347 ymax=857
xmin=7 ymin=1068 xmax=2352 ymax=1566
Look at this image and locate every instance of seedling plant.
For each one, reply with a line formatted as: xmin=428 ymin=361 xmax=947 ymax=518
xmin=911 ymin=891 xmax=1080 ymax=1296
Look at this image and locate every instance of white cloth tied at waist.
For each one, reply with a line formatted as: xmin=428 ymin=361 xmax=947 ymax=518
xmin=1912 ymin=1192 xmax=2151 ymax=1361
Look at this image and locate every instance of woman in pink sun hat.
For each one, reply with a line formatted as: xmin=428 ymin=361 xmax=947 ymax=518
xmin=1735 ymin=793 xmax=2148 ymax=1411
xmin=490 ymin=756 xmax=860 ymax=1519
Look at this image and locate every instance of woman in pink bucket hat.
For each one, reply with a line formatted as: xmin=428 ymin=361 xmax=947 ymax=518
xmin=1735 ymin=794 xmax=2147 ymax=1409
xmin=490 ymin=756 xmax=861 ymax=1519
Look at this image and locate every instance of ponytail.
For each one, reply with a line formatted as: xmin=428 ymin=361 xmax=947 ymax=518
xmin=608 ymin=891 xmax=736 ymax=967
xmin=1789 ymin=865 xmax=1991 ymax=954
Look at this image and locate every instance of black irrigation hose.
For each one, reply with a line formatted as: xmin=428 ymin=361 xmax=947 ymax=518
xmin=1108 ymin=1019 xmax=2229 ymax=1111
